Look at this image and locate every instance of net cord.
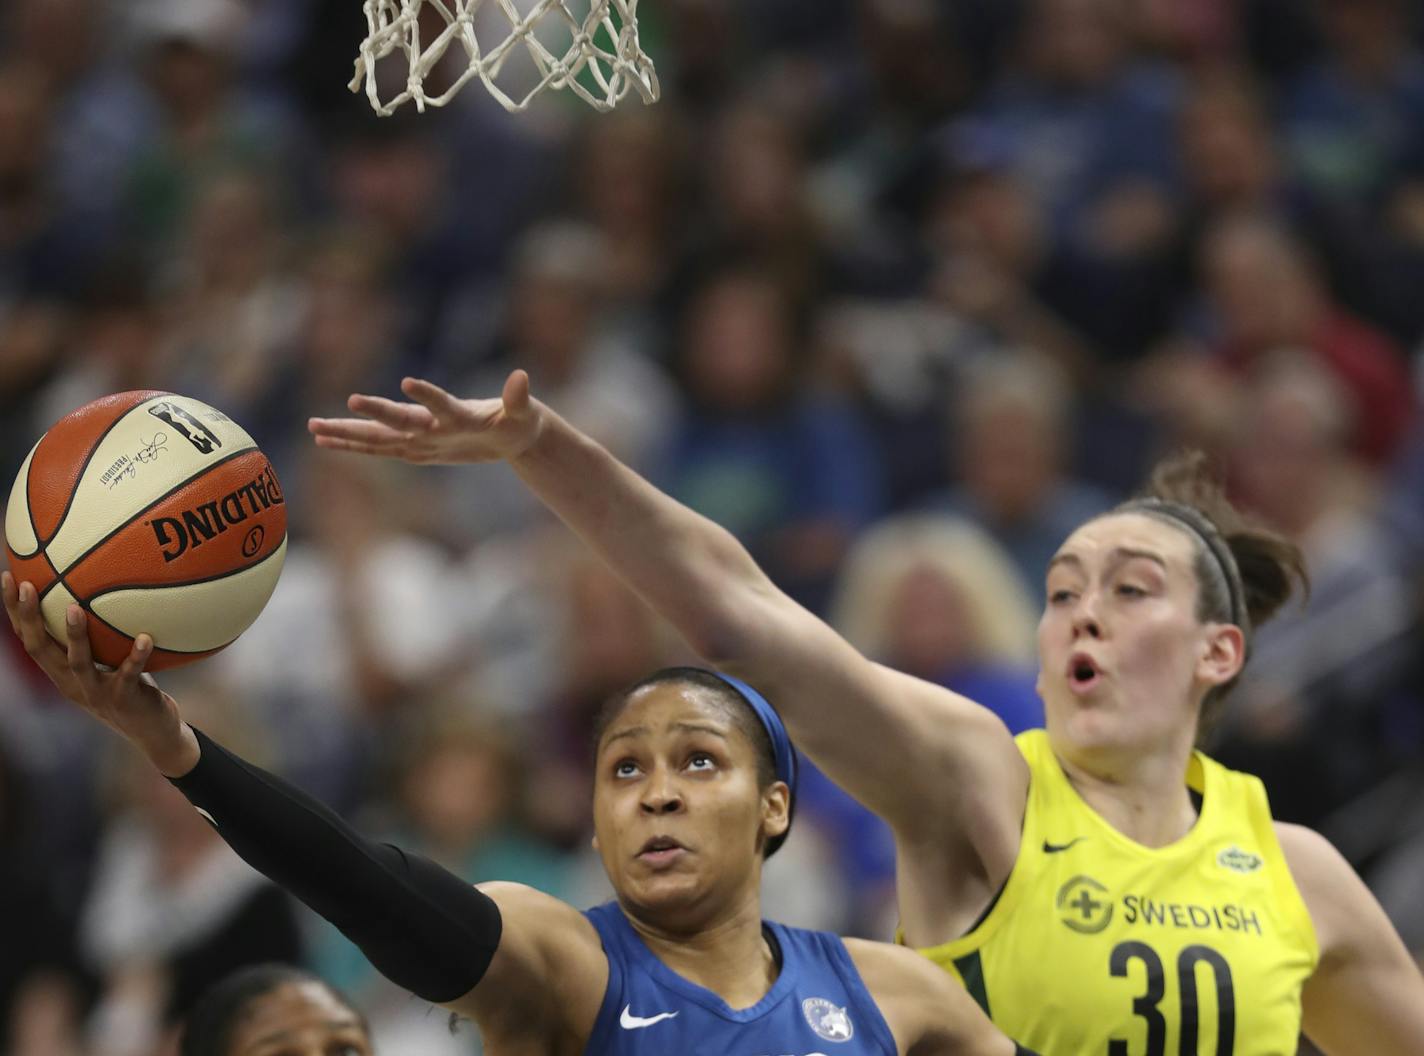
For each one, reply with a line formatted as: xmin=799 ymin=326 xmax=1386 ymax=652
xmin=348 ymin=0 xmax=659 ymax=114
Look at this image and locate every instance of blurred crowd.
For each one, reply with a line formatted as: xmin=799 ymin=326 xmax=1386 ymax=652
xmin=1 ymin=0 xmax=1422 ymax=1052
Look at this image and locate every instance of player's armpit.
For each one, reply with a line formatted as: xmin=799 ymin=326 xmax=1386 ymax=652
xmin=1279 ymin=823 xmax=1424 ymax=1055
xmin=454 ymin=882 xmax=608 ymax=1045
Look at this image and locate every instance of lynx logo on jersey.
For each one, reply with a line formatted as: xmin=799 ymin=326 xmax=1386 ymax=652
xmin=801 ymin=998 xmax=853 ymax=1043
xmin=1218 ymin=845 xmax=1263 ymax=874
xmin=1055 ymin=874 xmax=1114 ymax=934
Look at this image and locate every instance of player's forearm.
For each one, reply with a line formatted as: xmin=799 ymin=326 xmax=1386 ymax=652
xmin=171 ymin=728 xmax=501 ymax=1003
xmin=509 ymin=406 xmax=773 ymax=662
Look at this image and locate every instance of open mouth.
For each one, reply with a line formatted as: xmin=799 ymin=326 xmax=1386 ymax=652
xmin=1068 ymin=654 xmax=1103 ymax=693
xmin=638 ymin=836 xmax=687 ymax=865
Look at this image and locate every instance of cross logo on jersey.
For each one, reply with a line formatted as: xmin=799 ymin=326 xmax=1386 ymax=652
xmin=802 ymin=998 xmax=853 ymax=1043
xmin=1055 ymin=874 xmax=1114 ymax=934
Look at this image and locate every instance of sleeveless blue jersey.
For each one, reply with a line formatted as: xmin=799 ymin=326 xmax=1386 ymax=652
xmin=582 ymin=902 xmax=897 ymax=1056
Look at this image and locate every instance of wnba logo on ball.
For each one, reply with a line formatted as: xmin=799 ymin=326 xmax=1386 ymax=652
xmin=149 ymin=465 xmax=285 ymax=563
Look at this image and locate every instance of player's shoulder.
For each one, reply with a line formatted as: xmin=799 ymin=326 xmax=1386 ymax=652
xmin=1273 ymin=822 xmax=1348 ymax=878
xmin=1272 ymin=822 xmax=1362 ymax=959
xmin=842 ymin=936 xmax=959 ymax=1000
xmin=843 ymin=938 xmax=1006 ymax=1053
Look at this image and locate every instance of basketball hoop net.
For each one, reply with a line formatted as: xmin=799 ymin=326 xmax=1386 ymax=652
xmin=349 ymin=0 xmax=659 ymax=114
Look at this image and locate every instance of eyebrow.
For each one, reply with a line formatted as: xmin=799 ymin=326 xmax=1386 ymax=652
xmin=602 ymin=721 xmax=731 ymax=748
xmin=248 ymin=1019 xmax=365 ymax=1046
xmin=1047 ymin=547 xmax=1169 ymax=576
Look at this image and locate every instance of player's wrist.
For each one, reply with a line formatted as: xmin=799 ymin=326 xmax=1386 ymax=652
xmin=506 ymin=399 xmax=557 ymax=465
xmin=142 ymin=715 xmax=201 ymax=778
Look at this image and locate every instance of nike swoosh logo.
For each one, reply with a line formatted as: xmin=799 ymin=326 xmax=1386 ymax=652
xmin=620 ymin=1005 xmax=679 ymax=1029
xmin=1043 ymin=837 xmax=1086 ymax=854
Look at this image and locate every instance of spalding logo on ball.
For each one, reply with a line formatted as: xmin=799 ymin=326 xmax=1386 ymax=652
xmin=5 ymin=391 xmax=287 ymax=670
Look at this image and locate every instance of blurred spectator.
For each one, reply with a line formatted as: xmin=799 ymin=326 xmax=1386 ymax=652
xmin=78 ymin=689 xmax=302 ymax=1056
xmin=29 ymin=271 xmax=166 ymax=443
xmin=0 ymin=732 xmax=87 ymax=1056
xmin=923 ymin=156 xmax=1098 ymax=381
xmin=831 ymin=512 xmax=1042 ymax=729
xmin=120 ymin=0 xmax=301 ymax=258
xmin=157 ymin=168 xmax=304 ymax=427
xmin=923 ymin=352 xmax=1114 ymax=604
xmin=1196 ymin=212 xmax=1414 ymax=466
xmin=1281 ymin=0 xmax=1424 ymax=209
xmin=213 ymin=451 xmax=465 ymax=805
xmin=439 ymin=221 xmax=678 ymax=541
xmin=1217 ymin=356 xmax=1416 ymax=827
xmin=957 ymin=0 xmax=1182 ymax=244
xmin=0 ymin=62 xmax=104 ymax=304
xmin=806 ymin=511 xmax=1042 ymax=935
xmin=0 ymin=302 xmax=73 ymax=485
xmin=307 ymin=702 xmax=571 ymax=1055
xmin=661 ymin=265 xmax=884 ymax=611
xmin=526 ymin=548 xmax=681 ymax=849
xmin=566 ymin=108 xmax=689 ymax=327
xmin=692 ymin=100 xmax=826 ymax=306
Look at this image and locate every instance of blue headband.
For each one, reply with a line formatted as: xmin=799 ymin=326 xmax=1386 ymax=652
xmin=713 ymin=672 xmax=797 ymax=855
xmin=714 ymin=673 xmax=798 ymax=796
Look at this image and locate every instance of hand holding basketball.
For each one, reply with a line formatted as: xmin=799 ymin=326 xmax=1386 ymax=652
xmin=308 ymin=371 xmax=543 ymax=466
xmin=1 ymin=571 xmax=197 ymax=776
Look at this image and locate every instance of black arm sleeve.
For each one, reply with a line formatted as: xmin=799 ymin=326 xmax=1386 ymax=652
xmin=169 ymin=726 xmax=502 ymax=1003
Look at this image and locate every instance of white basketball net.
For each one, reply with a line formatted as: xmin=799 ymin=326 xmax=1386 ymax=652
xmin=349 ymin=0 xmax=660 ymax=114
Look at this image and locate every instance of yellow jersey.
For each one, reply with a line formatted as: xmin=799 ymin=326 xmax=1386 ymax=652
xmin=910 ymin=730 xmax=1318 ymax=1056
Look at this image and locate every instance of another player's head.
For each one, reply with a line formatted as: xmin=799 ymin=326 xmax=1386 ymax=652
xmin=591 ymin=668 xmax=795 ymax=929
xmin=1037 ymin=450 xmax=1307 ymax=762
xmin=180 ymin=964 xmax=373 ymax=1056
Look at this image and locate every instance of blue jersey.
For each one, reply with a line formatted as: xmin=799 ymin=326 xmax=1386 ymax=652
xmin=582 ymin=902 xmax=897 ymax=1056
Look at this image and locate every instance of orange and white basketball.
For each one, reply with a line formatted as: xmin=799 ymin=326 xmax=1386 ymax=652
xmin=5 ymin=391 xmax=287 ymax=671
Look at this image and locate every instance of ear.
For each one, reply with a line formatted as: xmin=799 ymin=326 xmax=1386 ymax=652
xmin=762 ymin=781 xmax=791 ymax=843
xmin=590 ymin=832 xmax=600 ymax=852
xmin=1197 ymin=623 xmax=1246 ymax=688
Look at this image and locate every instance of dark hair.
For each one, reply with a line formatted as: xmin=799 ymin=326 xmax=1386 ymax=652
xmin=592 ymin=667 xmax=789 ymax=855
xmin=180 ymin=964 xmax=366 ymax=1056
xmin=1114 ymin=450 xmax=1309 ymax=738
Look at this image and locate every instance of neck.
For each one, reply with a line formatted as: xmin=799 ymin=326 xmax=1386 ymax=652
xmin=1055 ymin=736 xmax=1200 ymax=848
xmin=624 ymin=891 xmax=777 ymax=1010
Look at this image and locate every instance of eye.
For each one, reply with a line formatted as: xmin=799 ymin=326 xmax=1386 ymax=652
xmin=687 ymin=752 xmax=716 ymax=772
xmin=1049 ymin=589 xmax=1076 ymax=604
xmin=614 ymin=759 xmax=640 ymax=778
xmin=1116 ymin=584 xmax=1146 ymax=598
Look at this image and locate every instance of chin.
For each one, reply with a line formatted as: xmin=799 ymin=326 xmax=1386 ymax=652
xmin=621 ymin=872 xmax=708 ymax=918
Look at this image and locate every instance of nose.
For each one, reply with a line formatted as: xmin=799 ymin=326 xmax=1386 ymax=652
xmin=640 ymin=767 xmax=684 ymax=815
xmin=1071 ymin=591 xmax=1103 ymax=640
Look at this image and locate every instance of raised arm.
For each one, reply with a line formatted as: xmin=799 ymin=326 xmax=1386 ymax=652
xmin=309 ymin=375 xmax=1029 ymax=908
xmin=1280 ymin=823 xmax=1424 ymax=1055
xmin=0 ymin=572 xmax=607 ymax=1048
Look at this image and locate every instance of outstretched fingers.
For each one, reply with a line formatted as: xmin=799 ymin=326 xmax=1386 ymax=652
xmin=309 ymin=434 xmax=394 ymax=457
xmin=351 ymin=393 xmax=436 ymax=430
xmin=308 ymin=416 xmax=413 ymax=447
xmin=400 ymin=377 xmax=463 ymax=419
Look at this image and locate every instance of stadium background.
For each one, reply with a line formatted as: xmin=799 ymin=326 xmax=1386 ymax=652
xmin=0 ymin=0 xmax=1421 ymax=1053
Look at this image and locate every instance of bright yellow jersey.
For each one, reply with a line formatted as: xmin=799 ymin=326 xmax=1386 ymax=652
xmin=911 ymin=730 xmax=1319 ymax=1056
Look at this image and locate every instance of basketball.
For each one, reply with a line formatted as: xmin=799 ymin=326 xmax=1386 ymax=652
xmin=4 ymin=391 xmax=287 ymax=671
